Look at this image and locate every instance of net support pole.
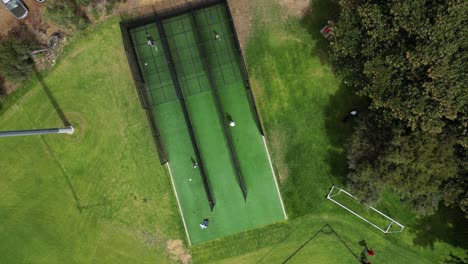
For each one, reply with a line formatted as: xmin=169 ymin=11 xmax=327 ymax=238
xmin=156 ymin=20 xmax=215 ymax=211
xmin=224 ymin=0 xmax=264 ymax=136
xmin=190 ymin=9 xmax=247 ymax=201
xmin=0 ymin=126 xmax=75 ymax=138
xmin=120 ymin=22 xmax=168 ymax=164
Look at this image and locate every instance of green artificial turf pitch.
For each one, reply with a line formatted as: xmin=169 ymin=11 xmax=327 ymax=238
xmin=129 ymin=3 xmax=286 ymax=245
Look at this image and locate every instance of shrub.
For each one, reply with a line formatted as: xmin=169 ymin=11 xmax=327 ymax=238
xmin=0 ymin=26 xmax=38 ymax=82
xmin=44 ymin=1 xmax=88 ymax=29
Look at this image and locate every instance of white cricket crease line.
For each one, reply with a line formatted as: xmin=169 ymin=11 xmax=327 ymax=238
xmin=166 ymin=162 xmax=192 ymax=246
xmin=262 ymin=135 xmax=288 ymax=219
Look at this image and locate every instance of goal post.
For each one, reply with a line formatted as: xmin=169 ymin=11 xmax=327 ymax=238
xmin=326 ymin=186 xmax=404 ymax=234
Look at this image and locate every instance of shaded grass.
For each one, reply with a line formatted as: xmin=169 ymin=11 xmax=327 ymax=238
xmin=246 ymin=13 xmax=341 ymax=218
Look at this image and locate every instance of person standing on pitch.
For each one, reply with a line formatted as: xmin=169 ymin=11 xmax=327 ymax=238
xmin=343 ymin=109 xmax=358 ymax=122
xmin=214 ymin=31 xmax=221 ymax=41
xmin=225 ymin=113 xmax=235 ymax=127
xmin=199 ymin=218 xmax=209 ymax=229
xmin=364 ymin=248 xmax=375 ymax=257
xmin=146 ymin=34 xmax=157 ymax=51
xmin=191 ymin=158 xmax=198 ymax=169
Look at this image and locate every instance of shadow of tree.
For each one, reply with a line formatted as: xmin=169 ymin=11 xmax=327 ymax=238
xmin=297 ymin=0 xmax=369 ymax=187
xmin=411 ymin=204 xmax=468 ymax=250
xmin=300 ymin=0 xmax=340 ymax=64
xmin=443 ymin=251 xmax=468 ymax=264
xmin=0 ymin=77 xmax=5 ymax=110
xmin=323 ymin=83 xmax=368 ymax=185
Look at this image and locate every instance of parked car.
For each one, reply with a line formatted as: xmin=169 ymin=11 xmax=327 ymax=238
xmin=1 ymin=0 xmax=28 ymax=19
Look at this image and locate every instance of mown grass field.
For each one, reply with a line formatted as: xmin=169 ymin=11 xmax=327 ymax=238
xmin=0 ymin=19 xmax=183 ymax=263
xmin=0 ymin=0 xmax=466 ymax=263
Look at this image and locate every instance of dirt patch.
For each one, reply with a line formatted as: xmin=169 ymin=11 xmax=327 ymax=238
xmin=135 ymin=229 xmax=164 ymax=247
xmin=166 ymin=240 xmax=192 ymax=264
xmin=227 ymin=0 xmax=253 ymax=51
xmin=277 ymin=0 xmax=310 ymax=18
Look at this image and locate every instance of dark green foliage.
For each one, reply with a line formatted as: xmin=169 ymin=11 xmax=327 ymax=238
xmin=0 ymin=79 xmax=4 ymax=110
xmin=331 ymin=0 xmax=467 ymax=216
xmin=0 ymin=26 xmax=38 ymax=82
xmin=331 ymin=0 xmax=467 ymax=135
xmin=44 ymin=1 xmax=88 ymax=30
xmin=348 ymin=119 xmax=459 ymax=214
xmin=443 ymin=252 xmax=468 ymax=264
xmin=44 ymin=0 xmax=126 ymax=29
xmin=75 ymin=0 xmax=126 ymax=15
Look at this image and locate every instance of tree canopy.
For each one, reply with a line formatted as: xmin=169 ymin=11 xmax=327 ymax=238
xmin=0 ymin=26 xmax=38 ymax=82
xmin=330 ymin=0 xmax=467 ymax=216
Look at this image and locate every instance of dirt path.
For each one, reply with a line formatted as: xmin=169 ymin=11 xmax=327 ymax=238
xmin=278 ymin=0 xmax=310 ymax=17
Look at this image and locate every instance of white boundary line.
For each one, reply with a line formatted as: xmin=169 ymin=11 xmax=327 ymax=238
xmin=166 ymin=162 xmax=192 ymax=246
xmin=326 ymin=186 xmax=404 ymax=234
xmin=262 ymin=136 xmax=288 ymax=219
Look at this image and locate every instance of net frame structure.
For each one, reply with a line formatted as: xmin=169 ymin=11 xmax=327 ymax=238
xmin=327 ymin=186 xmax=404 ymax=234
xmin=120 ymin=22 xmax=168 ymax=164
xmin=158 ymin=13 xmax=248 ymax=202
xmin=130 ymin=25 xmax=178 ymax=105
xmin=120 ymin=0 xmax=264 ymax=133
xmin=120 ymin=0 xmax=262 ymax=210
xmin=121 ymin=2 xmax=218 ymax=211
xmin=189 ymin=7 xmax=247 ymax=201
xmin=156 ymin=21 xmax=216 ymax=210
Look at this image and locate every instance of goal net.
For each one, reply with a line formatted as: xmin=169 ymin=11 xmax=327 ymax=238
xmin=326 ymin=186 xmax=404 ymax=234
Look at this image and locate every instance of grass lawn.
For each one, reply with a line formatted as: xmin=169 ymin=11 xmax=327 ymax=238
xmin=0 ymin=18 xmax=182 ymax=263
xmin=0 ymin=0 xmax=466 ymax=263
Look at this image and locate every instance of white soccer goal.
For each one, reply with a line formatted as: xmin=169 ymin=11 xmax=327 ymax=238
xmin=326 ymin=186 xmax=404 ymax=234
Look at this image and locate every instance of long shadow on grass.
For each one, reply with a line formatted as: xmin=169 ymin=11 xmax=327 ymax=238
xmin=32 ymin=64 xmax=71 ymax=127
xmin=0 ymin=77 xmax=6 ymax=110
xmin=281 ymin=224 xmax=360 ymax=263
xmin=411 ymin=204 xmax=468 ymax=250
xmin=323 ymin=83 xmax=368 ymax=185
xmin=299 ymin=0 xmax=369 ymax=186
xmin=31 ymin=65 xmax=108 ymax=213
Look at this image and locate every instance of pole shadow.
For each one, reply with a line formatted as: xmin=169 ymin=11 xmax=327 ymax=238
xmin=282 ymin=224 xmax=360 ymax=263
xmin=31 ymin=64 xmax=70 ymax=127
xmin=0 ymin=77 xmax=6 ymax=110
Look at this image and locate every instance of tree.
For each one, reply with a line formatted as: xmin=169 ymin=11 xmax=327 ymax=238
xmin=44 ymin=1 xmax=88 ymax=30
xmin=331 ymin=0 xmax=467 ymax=216
xmin=443 ymin=251 xmax=468 ymax=264
xmin=347 ymin=115 xmax=460 ymax=215
xmin=0 ymin=26 xmax=38 ymax=82
xmin=330 ymin=0 xmax=467 ymax=136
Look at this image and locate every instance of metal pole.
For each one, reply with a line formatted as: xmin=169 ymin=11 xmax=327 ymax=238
xmin=0 ymin=126 xmax=74 ymax=138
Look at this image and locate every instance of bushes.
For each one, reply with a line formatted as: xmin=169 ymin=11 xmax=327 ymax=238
xmin=331 ymin=0 xmax=467 ymax=216
xmin=44 ymin=1 xmax=88 ymax=30
xmin=0 ymin=26 xmax=38 ymax=82
xmin=44 ymin=0 xmax=126 ymax=29
xmin=77 ymin=0 xmax=127 ymax=18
